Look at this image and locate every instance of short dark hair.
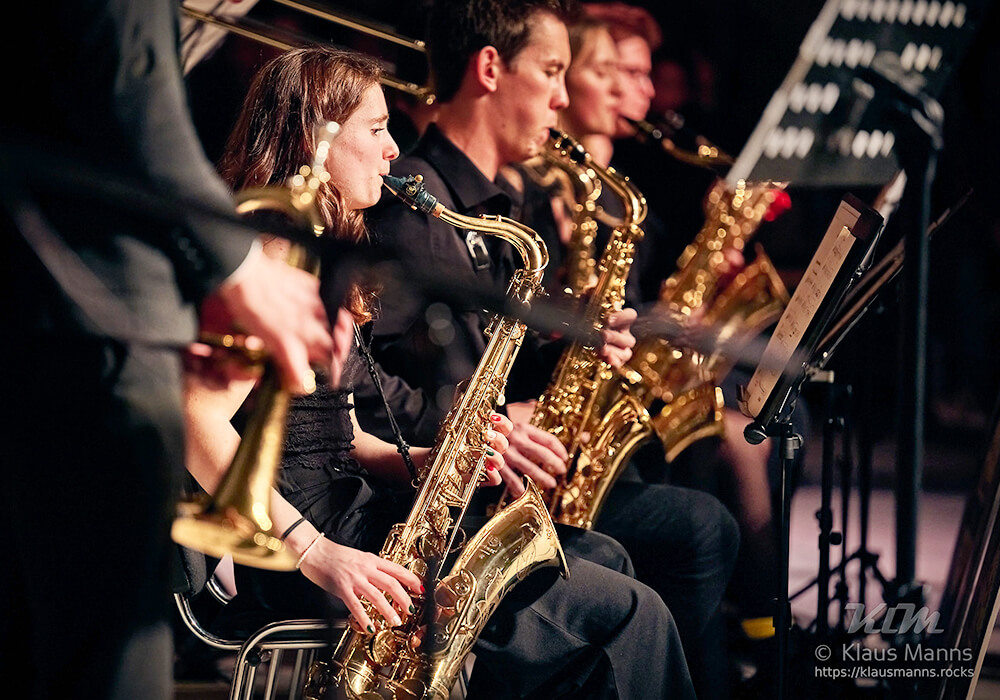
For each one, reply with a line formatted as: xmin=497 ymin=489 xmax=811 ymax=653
xmin=427 ymin=0 xmax=579 ymax=103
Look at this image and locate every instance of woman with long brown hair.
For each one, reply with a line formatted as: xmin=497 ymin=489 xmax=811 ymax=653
xmin=185 ymin=46 xmax=512 ymax=631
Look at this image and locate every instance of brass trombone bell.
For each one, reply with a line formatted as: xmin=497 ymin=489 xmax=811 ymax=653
xmin=181 ymin=0 xmax=435 ymax=104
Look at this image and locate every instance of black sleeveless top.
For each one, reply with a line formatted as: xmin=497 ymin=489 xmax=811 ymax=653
xmin=225 ymin=340 xmax=414 ymax=624
xmin=274 ymin=341 xmax=412 ymax=553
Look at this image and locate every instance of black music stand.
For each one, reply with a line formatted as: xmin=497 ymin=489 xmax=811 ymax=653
xmin=739 ymin=194 xmax=884 ymax=700
xmin=785 ymin=182 xmax=971 ymax=653
xmin=728 ymin=0 xmax=989 ymax=656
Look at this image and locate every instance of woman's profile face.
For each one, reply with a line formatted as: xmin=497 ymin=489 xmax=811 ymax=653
xmin=325 ymin=84 xmax=400 ymax=210
xmin=562 ymin=27 xmax=622 ymax=138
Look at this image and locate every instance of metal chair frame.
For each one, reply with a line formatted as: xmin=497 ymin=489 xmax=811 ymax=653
xmin=173 ymin=578 xmax=338 ymax=700
xmin=174 ymin=570 xmax=471 ymax=699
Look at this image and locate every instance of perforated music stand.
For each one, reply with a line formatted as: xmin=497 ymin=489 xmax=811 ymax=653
xmin=728 ymin=0 xmax=987 ymax=189
xmin=739 ymin=193 xmax=884 ymax=700
xmin=728 ymin=2 xmax=990 ymax=661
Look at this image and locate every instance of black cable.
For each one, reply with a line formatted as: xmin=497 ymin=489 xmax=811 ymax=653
xmin=353 ymin=323 xmax=419 ymax=483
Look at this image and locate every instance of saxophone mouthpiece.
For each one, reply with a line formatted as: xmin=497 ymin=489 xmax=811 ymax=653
xmin=625 ymin=117 xmax=663 ymax=141
xmin=547 ymin=129 xmax=589 ymax=166
xmin=382 ymin=173 xmax=440 ymax=214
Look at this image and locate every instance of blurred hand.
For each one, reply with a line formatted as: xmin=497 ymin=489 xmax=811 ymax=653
xmin=202 ymin=249 xmax=335 ymax=394
xmin=596 ymin=307 xmax=637 ymax=368
xmin=717 ymin=247 xmax=746 ymax=291
xmin=181 ymin=333 xmax=264 ymax=389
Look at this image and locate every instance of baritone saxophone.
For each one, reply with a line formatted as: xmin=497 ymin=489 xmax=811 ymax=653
xmin=302 ymin=173 xmax=567 ymax=700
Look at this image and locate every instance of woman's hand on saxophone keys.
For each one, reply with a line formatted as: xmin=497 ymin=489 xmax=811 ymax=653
xmin=480 ymin=412 xmax=514 ymax=487
xmin=295 ymin=535 xmax=424 ymax=633
xmin=596 ymin=307 xmax=638 ymax=368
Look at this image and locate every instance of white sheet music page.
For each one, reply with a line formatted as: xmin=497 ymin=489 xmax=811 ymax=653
xmin=742 ymin=200 xmax=862 ymax=418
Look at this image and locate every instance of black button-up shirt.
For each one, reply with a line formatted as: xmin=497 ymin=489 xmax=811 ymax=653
xmin=364 ymin=124 xmax=559 ymax=421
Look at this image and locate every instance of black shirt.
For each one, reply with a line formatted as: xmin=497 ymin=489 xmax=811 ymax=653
xmin=365 ymin=124 xmax=560 ymax=420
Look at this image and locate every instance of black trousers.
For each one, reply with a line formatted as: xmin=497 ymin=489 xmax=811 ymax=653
xmin=595 ymin=478 xmax=740 ymax=645
xmin=2 ymin=338 xmax=181 ymax=700
xmin=231 ymin=472 xmax=696 ymax=700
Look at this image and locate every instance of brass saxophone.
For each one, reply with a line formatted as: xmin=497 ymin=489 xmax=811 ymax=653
xmin=518 ymin=133 xmax=603 ymax=295
xmin=543 ymin=178 xmax=791 ymax=529
xmin=303 ymin=173 xmax=567 ymax=700
xmin=634 ymin=178 xmax=790 ymax=385
xmin=522 ymin=130 xmax=652 ymax=529
xmin=625 ymin=116 xmax=791 ymax=407
xmin=531 ymin=116 xmax=791 ymax=529
xmin=618 ymin=179 xmax=791 ymax=476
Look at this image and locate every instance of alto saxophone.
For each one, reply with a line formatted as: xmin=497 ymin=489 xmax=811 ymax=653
xmin=521 ymin=130 xmax=653 ymax=529
xmin=303 ymin=174 xmax=567 ymax=700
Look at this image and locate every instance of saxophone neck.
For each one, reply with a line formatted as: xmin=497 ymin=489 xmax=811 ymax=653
xmin=625 ymin=114 xmax=734 ymax=175
xmin=546 ymin=129 xmax=646 ymax=229
xmin=383 ymin=173 xmax=549 ymax=278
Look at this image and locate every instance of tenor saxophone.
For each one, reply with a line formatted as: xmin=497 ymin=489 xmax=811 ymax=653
xmin=542 ymin=177 xmax=791 ymax=529
xmin=518 ymin=134 xmax=603 ymax=295
xmin=303 ymin=174 xmax=567 ymax=700
xmin=521 ymin=130 xmax=654 ymax=529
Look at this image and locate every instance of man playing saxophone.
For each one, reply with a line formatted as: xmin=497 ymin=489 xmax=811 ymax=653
xmin=501 ymin=13 xmax=743 ymax=699
xmin=185 ymin=42 xmax=688 ymax=700
xmin=579 ymin=5 xmax=805 ymax=695
xmin=361 ymin=0 xmax=743 ymax=696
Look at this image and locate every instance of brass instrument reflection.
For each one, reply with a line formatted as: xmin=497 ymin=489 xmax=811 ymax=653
xmin=181 ymin=0 xmax=435 ymax=103
xmin=172 ymin=123 xmax=338 ymax=571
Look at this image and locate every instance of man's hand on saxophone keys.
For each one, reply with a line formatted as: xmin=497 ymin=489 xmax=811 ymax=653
xmin=596 ymin=306 xmax=638 ymax=368
xmin=496 ymin=400 xmax=569 ymax=498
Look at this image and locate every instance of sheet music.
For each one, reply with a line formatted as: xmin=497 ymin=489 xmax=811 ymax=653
xmin=743 ymin=200 xmax=862 ymax=418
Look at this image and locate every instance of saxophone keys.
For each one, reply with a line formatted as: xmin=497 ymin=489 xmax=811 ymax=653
xmin=356 ymin=692 xmax=389 ymax=700
xmin=367 ymin=629 xmax=400 ymax=666
xmin=406 ymin=557 xmax=428 ymax=580
xmin=394 ymin=678 xmax=425 ymax=700
xmin=417 ymin=532 xmax=446 ymax=559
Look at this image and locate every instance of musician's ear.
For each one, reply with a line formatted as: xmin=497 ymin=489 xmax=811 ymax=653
xmin=473 ymin=46 xmax=502 ymax=94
